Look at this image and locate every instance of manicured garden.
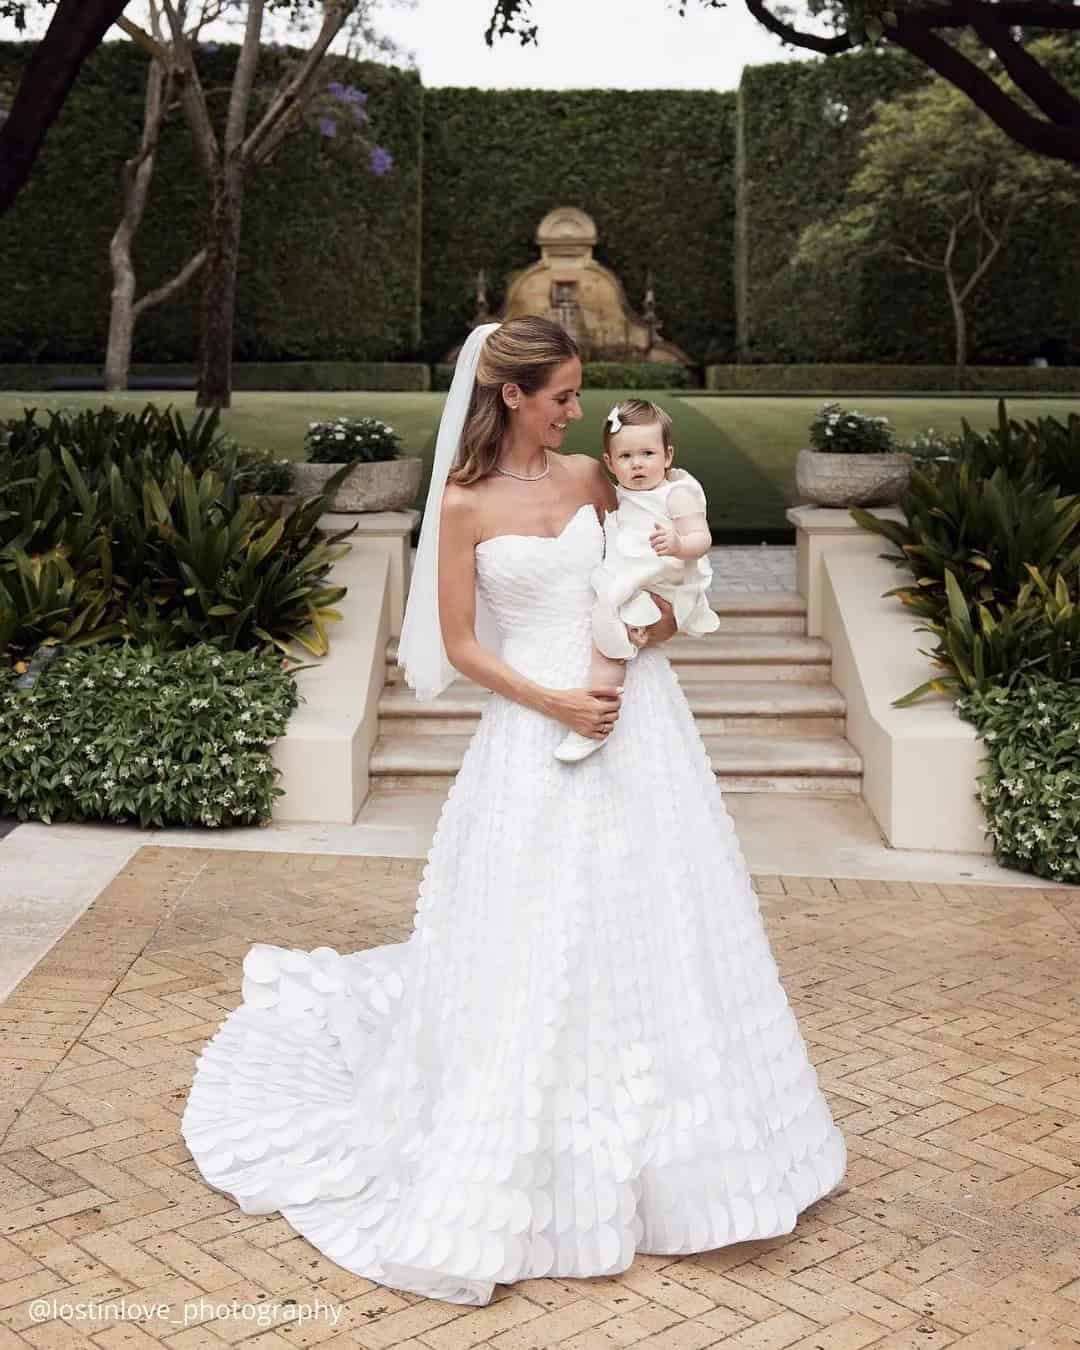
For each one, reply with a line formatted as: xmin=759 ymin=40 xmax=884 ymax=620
xmin=0 ymin=405 xmax=354 ymax=827
xmin=849 ymin=403 xmax=1080 ymax=882
xmin=2 ymin=390 xmax=1077 ymax=537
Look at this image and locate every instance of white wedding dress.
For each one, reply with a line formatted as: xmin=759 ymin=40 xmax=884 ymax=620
xmin=181 ymin=500 xmax=846 ymax=1306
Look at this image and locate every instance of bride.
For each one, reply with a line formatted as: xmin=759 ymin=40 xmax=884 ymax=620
xmin=181 ymin=316 xmax=846 ymax=1307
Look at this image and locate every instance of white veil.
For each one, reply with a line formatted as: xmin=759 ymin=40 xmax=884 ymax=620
xmin=397 ymin=321 xmax=503 ymax=701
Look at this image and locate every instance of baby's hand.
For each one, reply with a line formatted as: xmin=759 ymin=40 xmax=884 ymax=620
xmin=649 ymin=520 xmax=680 ymax=557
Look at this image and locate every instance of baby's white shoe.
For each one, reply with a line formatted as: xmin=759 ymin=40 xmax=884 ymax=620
xmin=554 ymin=729 xmax=604 ymax=764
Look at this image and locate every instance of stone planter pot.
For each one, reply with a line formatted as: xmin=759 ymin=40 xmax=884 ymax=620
xmin=289 ymin=455 xmax=424 ymax=513
xmin=796 ymin=448 xmax=913 ymax=508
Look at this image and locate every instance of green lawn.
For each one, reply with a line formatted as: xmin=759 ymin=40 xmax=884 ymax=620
xmin=3 ymin=389 xmax=1076 ymax=538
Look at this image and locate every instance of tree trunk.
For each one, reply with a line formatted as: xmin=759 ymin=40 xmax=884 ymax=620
xmin=953 ymin=305 xmax=967 ymax=374
xmin=196 ymin=161 xmax=245 ymax=409
xmin=104 ymin=259 xmax=136 ymax=391
xmin=0 ymin=0 xmax=131 ymax=214
xmin=105 ymin=60 xmax=166 ymax=392
xmin=943 ymin=230 xmax=967 ymax=377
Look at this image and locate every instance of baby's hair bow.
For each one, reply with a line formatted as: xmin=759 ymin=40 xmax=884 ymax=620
xmin=607 ymin=406 xmax=624 ymax=434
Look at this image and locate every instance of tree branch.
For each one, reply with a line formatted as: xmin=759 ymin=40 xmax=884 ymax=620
xmin=115 ymin=15 xmax=172 ymax=64
xmin=0 ymin=0 xmax=131 ymax=214
xmin=742 ymin=0 xmax=854 ymax=54
xmin=242 ymin=1 xmax=350 ymax=164
xmin=159 ymin=0 xmax=220 ymax=178
xmin=888 ymin=19 xmax=1080 ymax=164
xmin=968 ymin=8 xmax=1080 ymax=127
xmin=897 ymin=1 xmax=1080 ymax=30
xmin=225 ymin=0 xmax=264 ymax=156
xmin=133 ymin=247 xmax=208 ymax=316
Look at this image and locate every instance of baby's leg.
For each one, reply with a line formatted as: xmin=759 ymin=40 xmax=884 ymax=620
xmin=554 ymin=640 xmax=630 ymax=765
xmin=588 ymin=641 xmax=627 ymax=692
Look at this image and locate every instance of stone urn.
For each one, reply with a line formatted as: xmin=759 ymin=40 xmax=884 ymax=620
xmin=289 ymin=455 xmax=424 ymax=513
xmin=796 ymin=448 xmax=913 ymax=508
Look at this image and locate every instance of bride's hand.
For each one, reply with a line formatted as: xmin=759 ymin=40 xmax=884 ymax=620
xmin=549 ymin=686 xmax=622 ymax=740
xmin=629 ymin=593 xmax=677 ymax=648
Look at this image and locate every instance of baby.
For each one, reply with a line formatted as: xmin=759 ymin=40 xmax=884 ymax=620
xmin=554 ymin=398 xmax=720 ymax=764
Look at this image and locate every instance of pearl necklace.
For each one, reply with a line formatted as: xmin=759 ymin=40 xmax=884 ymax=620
xmin=494 ymin=450 xmax=550 ymax=481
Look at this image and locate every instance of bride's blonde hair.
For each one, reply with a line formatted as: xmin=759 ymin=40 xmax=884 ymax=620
xmin=449 ymin=316 xmax=579 ymax=486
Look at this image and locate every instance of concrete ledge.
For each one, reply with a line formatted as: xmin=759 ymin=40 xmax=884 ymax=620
xmin=271 ymin=521 xmax=403 ymax=824
xmin=320 ymin=508 xmax=419 ymax=638
xmin=788 ymin=503 xmax=992 ymax=853
xmin=788 ymin=503 xmax=905 ymax=636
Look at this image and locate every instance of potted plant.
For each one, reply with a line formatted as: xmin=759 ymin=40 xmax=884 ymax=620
xmin=289 ymin=416 xmax=423 ymax=512
xmin=796 ymin=402 xmax=914 ymax=507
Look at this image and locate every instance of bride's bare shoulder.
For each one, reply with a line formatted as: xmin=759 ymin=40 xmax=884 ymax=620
xmin=571 ymin=452 xmax=616 ymax=510
xmin=440 ymin=481 xmax=482 ymax=534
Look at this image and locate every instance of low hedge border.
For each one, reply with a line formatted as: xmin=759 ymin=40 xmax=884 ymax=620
xmin=432 ymin=361 xmax=697 ymax=393
xmin=704 ymin=364 xmax=1080 ymax=393
xmin=0 ymin=362 xmax=432 ymax=392
xmin=0 ymin=643 xmax=298 ymax=827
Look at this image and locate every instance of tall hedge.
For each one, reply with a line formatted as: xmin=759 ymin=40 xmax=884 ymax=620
xmin=3 ymin=42 xmax=1077 ymax=372
xmin=421 ymin=89 xmax=737 ymax=366
xmin=0 ymin=41 xmax=423 ymax=363
xmin=737 ymin=51 xmax=1080 ymax=366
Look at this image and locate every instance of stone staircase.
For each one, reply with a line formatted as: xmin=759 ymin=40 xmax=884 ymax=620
xmin=374 ymin=593 xmax=861 ymax=795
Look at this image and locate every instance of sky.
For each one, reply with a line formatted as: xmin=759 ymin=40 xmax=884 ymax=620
xmin=0 ymin=0 xmax=816 ymax=92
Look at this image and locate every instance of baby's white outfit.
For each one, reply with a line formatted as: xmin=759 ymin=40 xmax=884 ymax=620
xmin=590 ymin=467 xmax=720 ymax=660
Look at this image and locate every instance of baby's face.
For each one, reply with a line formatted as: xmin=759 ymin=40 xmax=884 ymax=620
xmin=603 ymin=424 xmax=673 ymax=491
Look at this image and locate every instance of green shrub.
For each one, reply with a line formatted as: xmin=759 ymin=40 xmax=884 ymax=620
xmin=0 ymin=643 xmax=298 ymax=827
xmin=580 ymin=363 xmax=693 ymax=390
xmin=852 ymin=402 xmax=1080 ymax=703
xmin=0 ymin=43 xmax=424 ymax=364
xmin=808 ymin=401 xmax=897 ymax=454
xmin=704 ymin=364 xmax=1080 ymax=393
xmin=229 ymin=362 xmax=430 ymax=392
xmin=959 ymin=675 xmax=1080 ymax=883
xmin=900 ymin=427 xmax=965 ymax=461
xmin=0 ymin=362 xmax=432 ymax=392
xmin=210 ymin=436 xmax=293 ymax=494
xmin=304 ymin=415 xmax=402 ymax=464
xmin=432 ymin=362 xmax=694 ymax=393
xmin=737 ymin=53 xmax=1080 ymax=366
xmin=422 ymin=88 xmax=736 ymax=366
xmin=0 ymin=404 xmax=355 ymax=663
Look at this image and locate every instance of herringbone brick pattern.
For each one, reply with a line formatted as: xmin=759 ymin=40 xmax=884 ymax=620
xmin=1 ymin=845 xmax=1079 ymax=1348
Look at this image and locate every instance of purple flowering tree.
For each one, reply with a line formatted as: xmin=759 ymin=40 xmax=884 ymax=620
xmin=109 ymin=0 xmax=397 ymax=406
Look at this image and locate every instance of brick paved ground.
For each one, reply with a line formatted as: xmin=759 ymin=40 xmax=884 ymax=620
xmin=1 ymin=846 xmax=1080 ymax=1349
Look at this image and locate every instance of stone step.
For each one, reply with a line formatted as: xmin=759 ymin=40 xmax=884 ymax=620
xmin=369 ymin=731 xmax=861 ymax=794
xmin=377 ymin=679 xmax=846 ymax=738
xmin=705 ymin=591 xmax=807 ymax=634
xmin=384 ymin=633 xmax=833 ymax=686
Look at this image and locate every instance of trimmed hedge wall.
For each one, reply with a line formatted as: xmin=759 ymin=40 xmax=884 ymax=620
xmin=736 ymin=51 xmax=1080 ymax=367
xmin=421 ymin=89 xmax=736 ymax=367
xmin=3 ymin=42 xmax=1078 ymax=375
xmin=431 ymin=361 xmax=695 ymax=393
xmin=704 ymin=364 xmax=1080 ymax=393
xmin=0 ymin=42 xmax=423 ymax=364
xmin=0 ymin=362 xmax=431 ymax=392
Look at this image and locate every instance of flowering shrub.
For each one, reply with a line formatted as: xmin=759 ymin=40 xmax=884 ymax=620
xmin=808 ymin=401 xmax=897 ymax=455
xmin=959 ymin=676 xmax=1080 ymax=883
xmin=316 ymin=79 xmax=393 ymax=174
xmin=0 ymin=643 xmax=298 ymax=828
xmin=304 ymin=416 xmax=402 ymax=465
xmin=901 ymin=427 xmax=964 ymax=461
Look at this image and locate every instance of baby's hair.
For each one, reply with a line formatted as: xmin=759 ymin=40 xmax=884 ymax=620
xmin=602 ymin=398 xmax=675 ymax=459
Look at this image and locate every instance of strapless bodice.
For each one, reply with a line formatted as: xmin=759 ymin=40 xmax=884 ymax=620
xmin=474 ymin=502 xmax=604 ymax=687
